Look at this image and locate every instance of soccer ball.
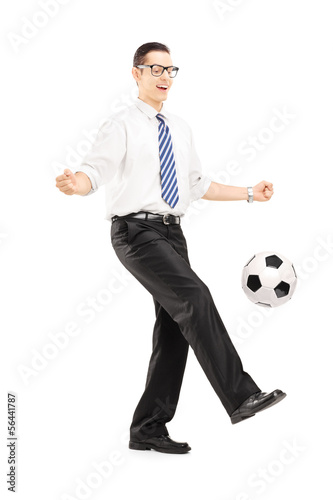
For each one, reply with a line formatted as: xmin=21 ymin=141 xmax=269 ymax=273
xmin=241 ymin=251 xmax=297 ymax=307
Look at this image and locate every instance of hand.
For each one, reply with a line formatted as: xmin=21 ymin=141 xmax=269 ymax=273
xmin=55 ymin=169 xmax=78 ymax=195
xmin=253 ymin=180 xmax=274 ymax=202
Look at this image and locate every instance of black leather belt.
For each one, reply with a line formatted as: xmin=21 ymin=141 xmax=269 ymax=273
xmin=111 ymin=211 xmax=181 ymax=225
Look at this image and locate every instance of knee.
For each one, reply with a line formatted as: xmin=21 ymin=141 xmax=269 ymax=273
xmin=186 ymin=279 xmax=212 ymax=315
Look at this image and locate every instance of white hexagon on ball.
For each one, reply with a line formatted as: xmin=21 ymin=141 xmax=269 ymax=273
xmin=241 ymin=250 xmax=297 ymax=307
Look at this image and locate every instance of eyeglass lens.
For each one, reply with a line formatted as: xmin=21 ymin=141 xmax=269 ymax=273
xmin=152 ymin=65 xmax=178 ymax=77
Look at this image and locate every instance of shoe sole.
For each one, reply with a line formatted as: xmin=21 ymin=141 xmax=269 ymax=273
xmin=231 ymin=413 xmax=256 ymax=425
xmin=129 ymin=441 xmax=191 ymax=454
xmin=231 ymin=392 xmax=287 ymax=424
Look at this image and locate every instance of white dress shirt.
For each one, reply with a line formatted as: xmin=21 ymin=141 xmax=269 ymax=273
xmin=73 ymin=97 xmax=212 ymax=221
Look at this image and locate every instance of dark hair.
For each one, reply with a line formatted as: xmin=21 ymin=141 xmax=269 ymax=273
xmin=133 ymin=42 xmax=170 ymax=67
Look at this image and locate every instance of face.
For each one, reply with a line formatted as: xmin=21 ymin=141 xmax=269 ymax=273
xmin=132 ymin=50 xmax=175 ymax=111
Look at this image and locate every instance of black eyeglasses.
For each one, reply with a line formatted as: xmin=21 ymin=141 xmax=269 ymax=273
xmin=136 ymin=64 xmax=179 ymax=78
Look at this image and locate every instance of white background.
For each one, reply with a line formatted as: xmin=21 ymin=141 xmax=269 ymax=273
xmin=1 ymin=0 xmax=332 ymax=499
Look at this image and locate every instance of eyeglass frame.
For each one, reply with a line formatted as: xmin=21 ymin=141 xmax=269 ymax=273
xmin=135 ymin=64 xmax=180 ymax=78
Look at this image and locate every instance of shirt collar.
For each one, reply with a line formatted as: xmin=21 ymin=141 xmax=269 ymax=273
xmin=135 ymin=97 xmax=169 ymax=121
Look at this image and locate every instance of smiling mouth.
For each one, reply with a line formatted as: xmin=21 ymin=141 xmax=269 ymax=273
xmin=156 ymin=85 xmax=169 ymax=92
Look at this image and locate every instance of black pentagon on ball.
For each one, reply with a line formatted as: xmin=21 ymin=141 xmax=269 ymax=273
xmin=274 ymin=281 xmax=290 ymax=298
xmin=266 ymin=254 xmax=283 ymax=269
xmin=247 ymin=275 xmax=262 ymax=292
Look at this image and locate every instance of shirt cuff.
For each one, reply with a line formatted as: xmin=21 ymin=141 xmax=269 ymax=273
xmin=190 ymin=176 xmax=212 ymax=202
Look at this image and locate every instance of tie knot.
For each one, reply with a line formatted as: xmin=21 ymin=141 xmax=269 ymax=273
xmin=156 ymin=113 xmax=165 ymax=126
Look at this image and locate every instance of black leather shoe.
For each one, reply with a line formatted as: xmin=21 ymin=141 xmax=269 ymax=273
xmin=230 ymin=389 xmax=286 ymax=424
xmin=129 ymin=434 xmax=191 ymax=454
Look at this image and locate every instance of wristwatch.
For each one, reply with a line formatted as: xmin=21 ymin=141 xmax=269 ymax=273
xmin=247 ymin=187 xmax=253 ymax=203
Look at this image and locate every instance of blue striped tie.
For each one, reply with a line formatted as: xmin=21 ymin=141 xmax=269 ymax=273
xmin=156 ymin=113 xmax=179 ymax=208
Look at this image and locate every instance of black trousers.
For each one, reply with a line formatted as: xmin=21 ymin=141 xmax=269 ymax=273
xmin=110 ymin=214 xmax=260 ymax=440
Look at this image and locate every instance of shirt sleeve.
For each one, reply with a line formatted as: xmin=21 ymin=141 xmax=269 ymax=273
xmin=188 ymin=126 xmax=212 ymax=202
xmin=72 ymin=118 xmax=126 ymax=196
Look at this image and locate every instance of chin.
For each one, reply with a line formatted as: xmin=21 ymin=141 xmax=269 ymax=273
xmin=155 ymin=91 xmax=169 ymax=102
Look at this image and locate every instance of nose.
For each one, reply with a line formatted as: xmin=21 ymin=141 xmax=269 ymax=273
xmin=160 ymin=68 xmax=171 ymax=81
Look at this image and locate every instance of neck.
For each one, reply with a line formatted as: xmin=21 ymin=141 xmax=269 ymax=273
xmin=138 ymin=95 xmax=163 ymax=112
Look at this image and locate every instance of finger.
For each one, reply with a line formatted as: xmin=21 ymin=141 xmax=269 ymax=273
xmin=55 ymin=174 xmax=68 ymax=182
xmin=64 ymin=169 xmax=76 ymax=182
xmin=56 ymin=183 xmax=73 ymax=193
xmin=61 ymin=184 xmax=74 ymax=193
xmin=56 ymin=182 xmax=71 ymax=191
xmin=56 ymin=179 xmax=72 ymax=187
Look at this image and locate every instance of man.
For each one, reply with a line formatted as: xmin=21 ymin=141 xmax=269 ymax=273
xmin=55 ymin=42 xmax=286 ymax=455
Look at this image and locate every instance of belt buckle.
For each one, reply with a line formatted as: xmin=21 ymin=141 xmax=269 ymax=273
xmin=163 ymin=214 xmax=171 ymax=225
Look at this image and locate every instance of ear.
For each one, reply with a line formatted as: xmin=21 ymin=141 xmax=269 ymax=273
xmin=132 ymin=66 xmax=140 ymax=85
